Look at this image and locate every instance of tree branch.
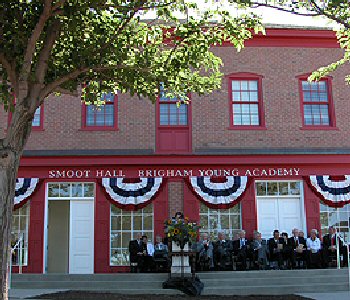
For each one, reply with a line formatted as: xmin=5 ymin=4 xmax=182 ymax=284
xmin=250 ymin=1 xmax=320 ymax=17
xmin=309 ymin=0 xmax=350 ymax=29
xmin=35 ymin=19 xmax=62 ymax=85
xmin=39 ymin=64 xmax=151 ymax=101
xmin=0 ymin=53 xmax=18 ymax=95
xmin=21 ymin=0 xmax=53 ymax=80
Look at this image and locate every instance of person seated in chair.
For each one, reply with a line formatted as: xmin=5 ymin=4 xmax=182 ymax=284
xmin=323 ymin=226 xmax=348 ymax=267
xmin=306 ymin=229 xmax=322 ymax=269
xmin=153 ymin=235 xmax=168 ymax=272
xmin=194 ymin=232 xmax=214 ymax=270
xmin=288 ymin=228 xmax=306 ymax=269
xmin=281 ymin=231 xmax=292 ymax=269
xmin=213 ymin=232 xmax=232 ymax=270
xmin=252 ymin=231 xmax=268 ymax=270
xmin=268 ymin=229 xmax=284 ymax=269
xmin=232 ymin=230 xmax=250 ymax=271
xmin=129 ymin=232 xmax=143 ymax=273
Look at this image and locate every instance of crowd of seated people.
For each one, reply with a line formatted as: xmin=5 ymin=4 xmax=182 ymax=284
xmin=193 ymin=227 xmax=349 ymax=271
xmin=129 ymin=225 xmax=349 ymax=272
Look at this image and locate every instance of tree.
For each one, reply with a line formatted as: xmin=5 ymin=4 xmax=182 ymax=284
xmin=0 ymin=1 xmax=265 ymax=299
xmin=247 ymin=0 xmax=350 ymax=82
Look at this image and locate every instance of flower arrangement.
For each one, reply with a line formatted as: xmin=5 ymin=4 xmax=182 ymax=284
xmin=164 ymin=216 xmax=199 ymax=249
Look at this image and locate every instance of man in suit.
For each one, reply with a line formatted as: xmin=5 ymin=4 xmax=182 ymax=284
xmin=232 ymin=230 xmax=250 ymax=270
xmin=323 ymin=226 xmax=348 ymax=267
xmin=268 ymin=229 xmax=284 ymax=269
xmin=288 ymin=228 xmax=307 ymax=269
xmin=193 ymin=232 xmax=214 ymax=270
xmin=129 ymin=232 xmax=143 ymax=273
xmin=213 ymin=232 xmax=232 ymax=270
xmin=251 ymin=231 xmax=267 ymax=270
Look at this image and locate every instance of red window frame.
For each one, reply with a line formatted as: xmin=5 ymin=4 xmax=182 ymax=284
xmin=297 ymin=75 xmax=336 ymax=130
xmin=228 ymin=72 xmax=266 ymax=130
xmin=8 ymin=104 xmax=44 ymax=131
xmin=81 ymin=93 xmax=118 ymax=131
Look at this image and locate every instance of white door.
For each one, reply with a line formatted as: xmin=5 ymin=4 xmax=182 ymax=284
xmin=69 ymin=200 xmax=94 ymax=274
xmin=257 ymin=198 xmax=279 ymax=238
xmin=257 ymin=197 xmax=303 ymax=239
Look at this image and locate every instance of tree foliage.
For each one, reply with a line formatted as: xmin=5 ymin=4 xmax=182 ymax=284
xmin=0 ymin=0 xmax=264 ymax=112
xmin=246 ymin=0 xmax=350 ymax=82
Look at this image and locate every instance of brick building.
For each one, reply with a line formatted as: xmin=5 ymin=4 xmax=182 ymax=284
xmin=2 ymin=25 xmax=350 ymax=274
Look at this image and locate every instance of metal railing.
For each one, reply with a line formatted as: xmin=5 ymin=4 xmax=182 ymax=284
xmin=8 ymin=235 xmax=23 ymax=290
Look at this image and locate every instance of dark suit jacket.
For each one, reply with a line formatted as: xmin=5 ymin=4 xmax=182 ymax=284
xmin=129 ymin=239 xmax=142 ymax=262
xmin=268 ymin=237 xmax=285 ymax=253
xmin=323 ymin=234 xmax=343 ymax=249
xmin=288 ymin=236 xmax=306 ymax=250
xmin=232 ymin=238 xmax=249 ymax=254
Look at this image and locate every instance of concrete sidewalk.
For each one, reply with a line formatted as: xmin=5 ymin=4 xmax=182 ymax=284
xmin=8 ymin=289 xmax=350 ymax=300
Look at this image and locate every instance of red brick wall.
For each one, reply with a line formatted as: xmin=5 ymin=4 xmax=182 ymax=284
xmin=1 ymin=45 xmax=348 ymax=152
xmin=167 ymin=181 xmax=184 ymax=217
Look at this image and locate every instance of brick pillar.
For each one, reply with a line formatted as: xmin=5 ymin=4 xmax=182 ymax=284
xmin=168 ymin=181 xmax=184 ymax=218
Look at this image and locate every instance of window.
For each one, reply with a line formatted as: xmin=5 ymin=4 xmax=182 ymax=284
xmin=159 ymin=85 xmax=188 ymax=126
xmin=11 ymin=203 xmax=30 ymax=266
xmin=82 ymin=93 xmax=118 ymax=130
xmin=299 ymin=78 xmax=335 ymax=127
xmin=8 ymin=105 xmax=44 ymax=130
xmin=32 ymin=106 xmax=43 ymax=128
xmin=47 ymin=182 xmax=94 ymax=198
xmin=320 ymin=203 xmax=350 ymax=243
xmin=199 ymin=203 xmax=241 ymax=240
xmin=229 ymin=74 xmax=265 ymax=128
xmin=110 ymin=204 xmax=154 ymax=266
xmin=255 ymin=181 xmax=301 ymax=197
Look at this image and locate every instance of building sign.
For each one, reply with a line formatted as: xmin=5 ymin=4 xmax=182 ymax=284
xmin=48 ymin=167 xmax=300 ymax=179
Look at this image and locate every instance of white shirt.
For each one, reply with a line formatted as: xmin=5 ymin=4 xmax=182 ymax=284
xmin=147 ymin=242 xmax=155 ymax=256
xmin=306 ymin=237 xmax=321 ymax=252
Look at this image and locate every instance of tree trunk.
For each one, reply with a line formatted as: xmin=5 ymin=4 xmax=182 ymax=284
xmin=0 ymin=149 xmax=20 ymax=300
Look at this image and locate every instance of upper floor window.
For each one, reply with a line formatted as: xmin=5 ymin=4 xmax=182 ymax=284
xmin=82 ymin=93 xmax=118 ymax=130
xmin=8 ymin=104 xmax=44 ymax=130
xmin=159 ymin=85 xmax=188 ymax=126
xmin=299 ymin=78 xmax=335 ymax=128
xmin=32 ymin=106 xmax=42 ymax=127
xmin=229 ymin=73 xmax=265 ymax=129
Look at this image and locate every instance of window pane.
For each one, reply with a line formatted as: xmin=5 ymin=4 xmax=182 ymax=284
xmin=241 ymin=104 xmax=250 ymax=114
xmin=289 ymin=182 xmax=300 ymax=195
xmin=169 ymin=114 xmax=177 ymax=125
xmin=256 ymin=182 xmax=267 ymax=196
xmin=233 ymin=104 xmax=241 ymax=114
xmin=250 ymin=114 xmax=259 ymax=125
xmin=233 ymin=115 xmax=242 ymax=125
xmin=249 ymin=91 xmax=258 ymax=101
xmin=232 ymin=80 xmax=240 ymax=90
xmin=59 ymin=183 xmax=69 ymax=197
xmin=241 ymin=91 xmax=249 ymax=101
xmin=32 ymin=107 xmax=41 ymax=127
xmin=72 ymin=183 xmax=83 ymax=197
xmin=233 ymin=92 xmax=241 ymax=101
xmin=241 ymin=81 xmax=249 ymax=90
xmin=84 ymin=183 xmax=94 ymax=197
xmin=303 ymin=92 xmax=311 ymax=101
xmin=242 ymin=114 xmax=250 ymax=125
xmin=249 ymin=80 xmax=258 ymax=90
xmin=267 ymin=182 xmax=278 ymax=195
xmin=279 ymin=182 xmax=289 ymax=195
xmin=250 ymin=104 xmax=258 ymax=114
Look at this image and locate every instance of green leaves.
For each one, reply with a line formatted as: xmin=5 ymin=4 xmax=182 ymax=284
xmin=0 ymin=0 xmax=265 ymax=108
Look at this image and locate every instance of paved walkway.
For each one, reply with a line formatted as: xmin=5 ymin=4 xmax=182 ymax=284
xmin=8 ymin=289 xmax=350 ymax=300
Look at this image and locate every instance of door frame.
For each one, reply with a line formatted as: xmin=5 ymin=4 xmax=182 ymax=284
xmin=255 ymin=180 xmax=306 ymax=238
xmin=43 ymin=182 xmax=95 ymax=274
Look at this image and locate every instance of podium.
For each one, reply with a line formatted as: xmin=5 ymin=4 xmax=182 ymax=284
xmin=162 ymin=238 xmax=203 ymax=296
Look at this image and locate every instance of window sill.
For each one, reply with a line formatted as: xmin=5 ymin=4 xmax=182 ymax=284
xmin=79 ymin=127 xmax=119 ymax=131
xmin=227 ymin=126 xmax=267 ymax=131
xmin=31 ymin=127 xmax=44 ymax=131
xmin=300 ymin=126 xmax=339 ymax=131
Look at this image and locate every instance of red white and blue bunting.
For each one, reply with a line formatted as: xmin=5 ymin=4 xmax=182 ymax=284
xmin=102 ymin=177 xmax=163 ymax=209
xmin=189 ymin=176 xmax=248 ymax=208
xmin=308 ymin=175 xmax=350 ymax=208
xmin=15 ymin=178 xmax=39 ymax=207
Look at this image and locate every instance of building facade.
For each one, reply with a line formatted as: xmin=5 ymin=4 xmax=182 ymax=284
xmin=2 ymin=26 xmax=350 ymax=274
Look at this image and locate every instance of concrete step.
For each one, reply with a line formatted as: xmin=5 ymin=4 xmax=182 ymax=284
xmin=11 ymin=269 xmax=350 ymax=295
